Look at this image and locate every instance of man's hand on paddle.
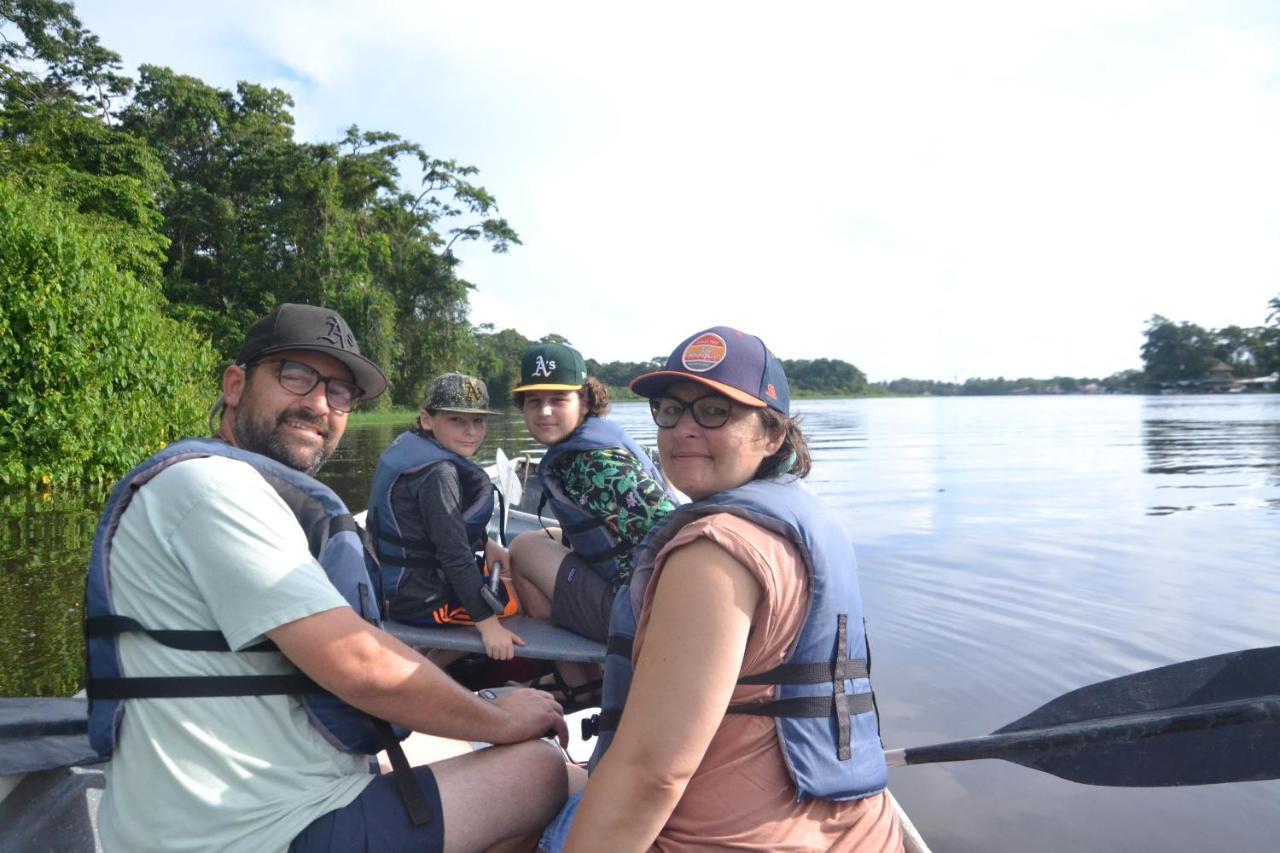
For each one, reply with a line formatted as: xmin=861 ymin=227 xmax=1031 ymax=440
xmin=493 ymin=688 xmax=569 ymax=747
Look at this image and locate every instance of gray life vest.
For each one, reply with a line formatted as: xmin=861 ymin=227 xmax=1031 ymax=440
xmin=586 ymin=476 xmax=888 ymax=801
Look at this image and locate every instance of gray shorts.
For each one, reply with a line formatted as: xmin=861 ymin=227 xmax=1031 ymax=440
xmin=550 ymin=552 xmax=618 ymax=643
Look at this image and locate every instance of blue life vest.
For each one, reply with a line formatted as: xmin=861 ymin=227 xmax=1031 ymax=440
xmin=587 ymin=476 xmax=888 ymax=802
xmin=84 ymin=438 xmax=405 ymax=758
xmin=537 ymin=416 xmax=672 ymax=583
xmin=366 ymin=430 xmax=495 ymax=604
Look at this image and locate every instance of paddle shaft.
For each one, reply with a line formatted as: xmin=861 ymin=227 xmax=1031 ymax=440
xmin=885 ymin=694 xmax=1280 ymax=769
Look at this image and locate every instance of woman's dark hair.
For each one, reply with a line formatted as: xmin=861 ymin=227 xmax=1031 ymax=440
xmin=755 ymin=409 xmax=812 ymax=480
xmin=512 ymin=377 xmax=610 ymax=417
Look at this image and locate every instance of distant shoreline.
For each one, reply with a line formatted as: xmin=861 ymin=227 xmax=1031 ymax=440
xmin=349 ymin=388 xmax=1275 ymax=424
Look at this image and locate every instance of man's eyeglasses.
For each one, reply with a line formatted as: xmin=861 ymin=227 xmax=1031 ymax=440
xmin=255 ymin=360 xmax=363 ymax=413
xmin=649 ymin=394 xmax=734 ymax=429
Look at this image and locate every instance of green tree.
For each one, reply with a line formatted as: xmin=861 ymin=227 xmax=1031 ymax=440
xmin=2 ymin=2 xmax=170 ymax=285
xmin=783 ymin=358 xmax=867 ymax=396
xmin=465 ymin=325 xmax=535 ymax=405
xmin=1209 ymin=324 xmax=1267 ymax=378
xmin=1101 ymin=369 xmax=1143 ymax=392
xmin=0 ymin=97 xmax=171 ymax=283
xmin=1262 ymin=295 xmax=1280 ymax=375
xmin=120 ymin=71 xmax=518 ymax=402
xmin=1140 ymin=315 xmax=1215 ymax=383
xmin=0 ymin=0 xmax=131 ymax=117
xmin=0 ymin=180 xmax=216 ymax=487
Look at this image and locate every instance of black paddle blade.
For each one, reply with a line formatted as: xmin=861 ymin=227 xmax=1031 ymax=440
xmin=902 ymin=646 xmax=1280 ymax=786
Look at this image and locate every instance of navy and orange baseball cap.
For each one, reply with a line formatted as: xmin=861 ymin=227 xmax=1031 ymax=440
xmin=630 ymin=326 xmax=790 ymax=415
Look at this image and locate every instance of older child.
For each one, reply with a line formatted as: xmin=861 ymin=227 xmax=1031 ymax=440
xmin=507 ymin=343 xmax=677 ymax=702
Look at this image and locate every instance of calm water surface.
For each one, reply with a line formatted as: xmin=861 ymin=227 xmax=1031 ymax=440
xmin=2 ymin=395 xmax=1277 ymax=851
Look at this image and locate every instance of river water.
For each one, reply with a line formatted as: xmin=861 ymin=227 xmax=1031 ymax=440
xmin=2 ymin=395 xmax=1277 ymax=851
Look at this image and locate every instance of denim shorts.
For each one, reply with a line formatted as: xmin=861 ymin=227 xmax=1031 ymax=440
xmin=537 ymin=789 xmax=583 ymax=853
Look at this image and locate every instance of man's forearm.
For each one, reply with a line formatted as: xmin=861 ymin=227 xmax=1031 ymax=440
xmin=268 ymin=606 xmax=514 ymax=742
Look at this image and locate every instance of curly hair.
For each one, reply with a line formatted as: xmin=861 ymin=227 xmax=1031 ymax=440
xmin=512 ymin=377 xmax=611 ymax=417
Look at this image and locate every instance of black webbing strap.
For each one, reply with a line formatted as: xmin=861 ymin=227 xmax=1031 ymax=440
xmin=726 ymin=691 xmax=875 ymax=721
xmin=494 ymin=485 xmax=508 ymax=547
xmin=88 ymin=673 xmax=318 ymax=699
xmin=586 ymin=690 xmax=875 ymax=739
xmin=330 ymin=514 xmax=359 ymax=537
xmin=737 ymin=658 xmax=868 ymax=686
xmin=370 ymin=527 xmax=432 ymax=551
xmin=84 ymin=615 xmax=278 ymax=653
xmin=374 ymin=720 xmax=432 ymax=827
xmin=536 ymin=491 xmax=557 ymax=538
xmin=605 ymin=635 xmax=633 ymax=660
xmin=592 ymin=616 xmax=874 ymax=753
xmin=373 ymin=553 xmax=435 ymax=570
xmin=730 ymin=614 xmax=862 ymax=760
xmin=91 ymin=675 xmax=430 ymax=826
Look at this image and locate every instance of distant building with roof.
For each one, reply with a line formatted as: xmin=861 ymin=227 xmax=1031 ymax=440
xmin=1202 ymin=359 xmax=1238 ymax=392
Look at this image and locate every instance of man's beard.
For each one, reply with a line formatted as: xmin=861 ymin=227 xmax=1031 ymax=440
xmin=234 ymin=405 xmax=336 ymax=475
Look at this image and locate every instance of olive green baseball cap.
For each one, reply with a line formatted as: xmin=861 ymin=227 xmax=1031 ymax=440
xmin=422 ymin=373 xmax=498 ymax=414
xmin=512 ymin=343 xmax=587 ymax=393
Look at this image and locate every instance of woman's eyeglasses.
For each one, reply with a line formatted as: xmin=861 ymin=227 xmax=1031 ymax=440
xmin=649 ymin=394 xmax=734 ymax=429
xmin=256 ymin=360 xmax=363 ymax=413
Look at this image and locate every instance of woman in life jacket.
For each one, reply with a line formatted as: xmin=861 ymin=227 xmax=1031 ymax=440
xmin=506 ymin=342 xmax=676 ymax=700
xmin=366 ymin=372 xmax=523 ymax=660
xmin=544 ymin=327 xmax=901 ymax=852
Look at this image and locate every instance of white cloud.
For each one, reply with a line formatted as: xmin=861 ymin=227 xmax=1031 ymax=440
xmin=76 ymin=1 xmax=1280 ymax=379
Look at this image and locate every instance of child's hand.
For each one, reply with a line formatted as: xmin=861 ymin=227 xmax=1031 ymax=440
xmin=484 ymin=539 xmax=510 ymax=575
xmin=477 ymin=616 xmax=525 ymax=661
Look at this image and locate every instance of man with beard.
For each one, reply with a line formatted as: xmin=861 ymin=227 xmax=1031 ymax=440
xmin=87 ymin=304 xmax=571 ymax=853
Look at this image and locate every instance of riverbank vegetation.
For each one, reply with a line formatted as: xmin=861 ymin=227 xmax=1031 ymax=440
xmin=2 ymin=2 xmax=1278 ymax=488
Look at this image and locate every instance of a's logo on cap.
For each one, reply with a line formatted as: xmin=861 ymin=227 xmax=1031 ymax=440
xmin=531 ymin=355 xmax=557 ymax=378
xmin=681 ymin=332 xmax=727 ymax=373
xmin=319 ymin=316 xmax=354 ymax=350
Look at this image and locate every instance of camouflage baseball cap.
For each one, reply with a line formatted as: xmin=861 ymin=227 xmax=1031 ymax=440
xmin=422 ymin=373 xmax=498 ymax=414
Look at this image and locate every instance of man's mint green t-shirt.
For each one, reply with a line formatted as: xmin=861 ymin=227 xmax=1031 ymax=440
xmin=99 ymin=456 xmax=373 ymax=853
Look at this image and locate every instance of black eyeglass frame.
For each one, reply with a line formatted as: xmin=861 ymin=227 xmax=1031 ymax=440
xmin=248 ymin=358 xmax=364 ymax=413
xmin=648 ymin=393 xmax=736 ymax=430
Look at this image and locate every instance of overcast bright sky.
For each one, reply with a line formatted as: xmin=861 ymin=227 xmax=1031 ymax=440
xmin=75 ymin=1 xmax=1280 ymax=381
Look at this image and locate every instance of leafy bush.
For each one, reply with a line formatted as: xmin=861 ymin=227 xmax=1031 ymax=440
xmin=0 ymin=179 xmax=217 ymax=488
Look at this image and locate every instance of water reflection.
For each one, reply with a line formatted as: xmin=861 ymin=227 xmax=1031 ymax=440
xmin=0 ymin=486 xmax=105 ymax=696
xmin=1141 ymin=396 xmax=1280 ymax=516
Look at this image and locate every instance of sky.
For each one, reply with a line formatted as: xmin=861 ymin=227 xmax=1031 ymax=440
xmin=72 ymin=1 xmax=1280 ymax=381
